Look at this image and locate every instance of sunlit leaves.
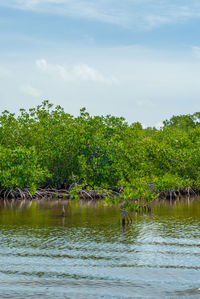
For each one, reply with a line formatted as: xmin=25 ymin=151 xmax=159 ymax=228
xmin=0 ymin=146 xmax=50 ymax=194
xmin=0 ymin=101 xmax=199 ymax=205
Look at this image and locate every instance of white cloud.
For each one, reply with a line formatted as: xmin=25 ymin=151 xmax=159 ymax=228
xmin=1 ymin=0 xmax=200 ymax=29
xmin=36 ymin=58 xmax=118 ymax=84
xmin=1 ymin=45 xmax=200 ymax=126
xmin=20 ymin=84 xmax=41 ymax=97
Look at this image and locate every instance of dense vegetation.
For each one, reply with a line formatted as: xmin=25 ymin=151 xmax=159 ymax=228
xmin=0 ymin=101 xmax=200 ymax=207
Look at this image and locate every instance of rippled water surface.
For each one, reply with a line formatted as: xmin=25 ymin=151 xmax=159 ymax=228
xmin=0 ymin=199 xmax=200 ymax=298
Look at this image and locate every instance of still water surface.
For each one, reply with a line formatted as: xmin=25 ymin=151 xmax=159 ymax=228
xmin=0 ymin=199 xmax=200 ymax=298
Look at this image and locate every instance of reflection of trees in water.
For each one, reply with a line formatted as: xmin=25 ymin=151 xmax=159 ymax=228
xmin=0 ymin=199 xmax=32 ymax=210
xmin=0 ymin=199 xmax=199 ymax=241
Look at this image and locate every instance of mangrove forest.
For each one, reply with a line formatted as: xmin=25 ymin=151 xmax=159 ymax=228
xmin=0 ymin=101 xmax=200 ymax=208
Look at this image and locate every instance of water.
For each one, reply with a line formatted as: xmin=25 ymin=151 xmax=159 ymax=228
xmin=0 ymin=199 xmax=200 ymax=298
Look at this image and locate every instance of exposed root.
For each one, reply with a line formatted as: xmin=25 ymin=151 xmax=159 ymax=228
xmin=0 ymin=188 xmax=32 ymax=200
xmin=0 ymin=187 xmax=119 ymax=201
xmin=119 ymin=209 xmax=132 ymax=226
xmin=0 ymin=186 xmax=199 ymax=201
xmin=158 ymin=187 xmax=200 ymax=200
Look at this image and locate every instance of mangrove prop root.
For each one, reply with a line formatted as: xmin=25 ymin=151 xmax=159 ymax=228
xmin=0 ymin=187 xmax=120 ymax=200
xmin=119 ymin=209 xmax=132 ymax=226
xmin=0 ymin=186 xmax=199 ymax=201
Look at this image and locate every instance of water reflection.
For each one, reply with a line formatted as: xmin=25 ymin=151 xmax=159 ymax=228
xmin=0 ymin=198 xmax=200 ymax=298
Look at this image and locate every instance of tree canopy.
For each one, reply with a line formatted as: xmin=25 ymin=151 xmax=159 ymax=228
xmin=0 ymin=101 xmax=199 ymax=205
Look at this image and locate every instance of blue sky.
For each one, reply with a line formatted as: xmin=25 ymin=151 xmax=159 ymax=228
xmin=0 ymin=0 xmax=200 ymax=126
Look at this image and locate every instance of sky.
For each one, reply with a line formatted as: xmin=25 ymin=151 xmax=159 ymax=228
xmin=0 ymin=0 xmax=200 ymax=126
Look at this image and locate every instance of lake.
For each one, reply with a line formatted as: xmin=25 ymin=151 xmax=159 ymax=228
xmin=0 ymin=198 xmax=200 ymax=298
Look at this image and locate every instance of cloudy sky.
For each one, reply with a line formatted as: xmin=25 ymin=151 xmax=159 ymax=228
xmin=0 ymin=0 xmax=200 ymax=126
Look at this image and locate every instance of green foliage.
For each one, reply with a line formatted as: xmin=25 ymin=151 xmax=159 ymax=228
xmin=0 ymin=146 xmax=49 ymax=194
xmin=163 ymin=113 xmax=200 ymax=130
xmin=0 ymin=101 xmax=200 ymax=205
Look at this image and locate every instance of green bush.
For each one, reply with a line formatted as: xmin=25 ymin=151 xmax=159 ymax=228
xmin=0 ymin=146 xmax=49 ymax=194
xmin=0 ymin=101 xmax=199 ymax=203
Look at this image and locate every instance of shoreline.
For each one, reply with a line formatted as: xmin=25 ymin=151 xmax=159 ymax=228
xmin=0 ymin=186 xmax=199 ymax=201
